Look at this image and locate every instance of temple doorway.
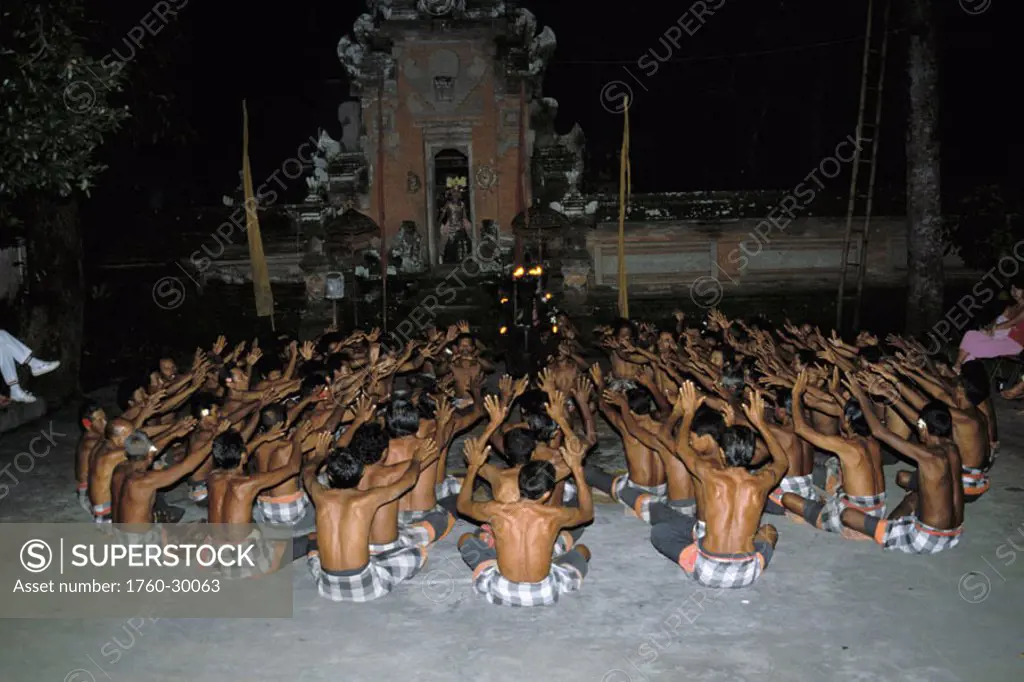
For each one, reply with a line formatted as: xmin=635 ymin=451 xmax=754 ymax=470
xmin=431 ymin=148 xmax=473 ymax=265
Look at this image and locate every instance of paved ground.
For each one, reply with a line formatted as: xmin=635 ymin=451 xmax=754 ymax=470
xmin=0 ymin=393 xmax=1022 ymax=681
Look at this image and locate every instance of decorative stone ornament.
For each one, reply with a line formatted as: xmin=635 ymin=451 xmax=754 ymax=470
xmin=407 ymin=171 xmax=422 ymax=193
xmin=475 ymin=165 xmax=498 ymax=190
xmin=418 ymin=0 xmax=461 ymax=17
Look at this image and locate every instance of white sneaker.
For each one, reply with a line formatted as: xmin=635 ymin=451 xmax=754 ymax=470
xmin=9 ymin=385 xmax=37 ymax=403
xmin=28 ymin=358 xmax=60 ymax=377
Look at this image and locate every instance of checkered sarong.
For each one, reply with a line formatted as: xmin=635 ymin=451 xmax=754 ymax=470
xmin=472 ymin=559 xmax=583 ymax=607
xmin=562 ymin=480 xmax=578 ymax=504
xmin=371 ymin=511 xmax=451 ymax=554
xmin=679 ymin=539 xmax=770 ymax=589
xmin=113 ymin=526 xmax=164 ymax=547
xmin=612 ymin=474 xmax=668 ymax=523
xmin=773 ymin=473 xmax=819 ymax=502
xmin=818 ymin=489 xmax=886 ymax=534
xmin=962 ymin=466 xmax=991 ymax=498
xmin=215 ymin=530 xmax=277 ymax=580
xmin=436 ymin=475 xmax=462 ymax=499
xmin=875 ymin=516 xmax=962 ymax=555
xmin=92 ymin=501 xmax=112 ymax=524
xmin=255 ymin=490 xmax=312 ymax=526
xmin=308 ymin=543 xmax=425 ymax=602
xmin=77 ymin=483 xmax=91 ymax=513
xmin=693 ymin=519 xmax=707 ymax=542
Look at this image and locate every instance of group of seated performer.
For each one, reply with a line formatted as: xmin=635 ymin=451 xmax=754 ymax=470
xmin=75 ymin=304 xmax=996 ymax=604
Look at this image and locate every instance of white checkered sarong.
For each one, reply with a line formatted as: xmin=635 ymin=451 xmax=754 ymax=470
xmin=254 ymin=490 xmax=312 ymax=526
xmin=215 ymin=530 xmax=277 ymax=580
xmin=693 ymin=519 xmax=707 ymax=542
xmin=92 ymin=501 xmax=112 ymax=524
xmin=962 ymin=466 xmax=991 ymax=498
xmin=680 ymin=539 xmax=770 ymax=589
xmin=876 ymin=516 xmax=962 ymax=555
xmin=562 ymin=480 xmax=578 ymax=504
xmin=612 ymin=474 xmax=668 ymax=523
xmin=308 ymin=544 xmax=425 ymax=602
xmin=773 ymin=473 xmax=819 ymax=502
xmin=370 ymin=515 xmax=446 ymax=555
xmin=818 ymin=489 xmax=886 ymax=534
xmin=607 ymin=377 xmax=638 ymax=393
xmin=397 ymin=502 xmax=450 ymax=526
xmin=471 ymin=559 xmax=583 ymax=607
xmin=113 ymin=526 xmax=164 ymax=547
xmin=436 ymin=475 xmax=462 ymax=499
xmin=76 ymin=484 xmax=91 ymax=513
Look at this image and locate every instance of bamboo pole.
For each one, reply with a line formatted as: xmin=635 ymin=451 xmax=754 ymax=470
xmin=377 ymin=82 xmax=387 ymax=334
xmin=616 ymin=98 xmax=631 ymax=318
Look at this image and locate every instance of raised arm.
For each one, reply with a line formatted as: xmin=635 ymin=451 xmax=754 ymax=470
xmin=456 ymin=436 xmax=501 ymax=522
xmin=742 ymin=390 xmax=789 ymax=486
xmin=557 ymin=437 xmax=593 ymax=527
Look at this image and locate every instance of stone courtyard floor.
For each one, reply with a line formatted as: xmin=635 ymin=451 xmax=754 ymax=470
xmin=0 ymin=393 xmax=1022 ymax=681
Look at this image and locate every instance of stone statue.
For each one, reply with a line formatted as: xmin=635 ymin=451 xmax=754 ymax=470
xmin=391 ymin=221 xmax=426 ymax=273
xmin=438 ymin=185 xmax=472 ymax=264
xmin=337 ymin=101 xmax=361 ymax=152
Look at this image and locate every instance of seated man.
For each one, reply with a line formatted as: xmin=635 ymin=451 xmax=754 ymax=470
xmin=777 ymin=372 xmax=885 ymax=538
xmin=302 ymin=441 xmax=435 ymax=602
xmin=76 ymin=401 xmax=107 ymax=511
xmin=0 ymin=329 xmax=59 ymax=403
xmin=456 ymin=433 xmax=593 ymax=607
xmin=761 ymin=387 xmax=820 ymax=519
xmin=840 ymin=378 xmax=965 ymax=554
xmin=651 ymin=384 xmax=787 ymax=589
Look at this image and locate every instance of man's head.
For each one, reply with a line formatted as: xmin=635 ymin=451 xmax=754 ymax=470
xmin=317 ymin=332 xmax=345 ymax=356
xmin=656 ymin=330 xmax=676 ymax=354
xmin=858 ymin=345 xmax=884 ymax=365
xmin=124 ymin=431 xmax=157 ymax=461
xmin=349 ymin=422 xmax=390 ymax=465
xmin=518 ymin=460 xmax=556 ymax=501
xmin=720 ymin=363 xmax=745 ymax=395
xmin=221 ymin=363 xmax=249 ymax=391
xmin=957 ymin=360 xmax=990 ymax=407
xmin=260 ymin=403 xmax=287 ymax=430
xmin=212 ymin=430 xmax=246 ymax=469
xmin=454 ymin=333 xmax=476 ymax=357
xmin=720 ymin=425 xmax=757 ymax=468
xmin=385 ymin=398 xmax=420 ymax=438
xmin=773 ymin=387 xmax=793 ymax=423
xmin=793 ymin=349 xmax=817 ymax=372
xmin=325 ymin=353 xmax=346 ymax=380
xmin=503 ymin=428 xmax=537 ymax=466
xmin=918 ymin=400 xmax=953 ymax=442
xmin=417 ymin=390 xmax=438 ymax=419
xmin=105 ymin=418 xmax=135 ymax=448
xmin=841 ymin=398 xmax=870 ymax=437
xmin=323 ymin=448 xmax=363 ymax=489
xmin=191 ymin=392 xmax=221 ymax=424
xmin=690 ymin=405 xmax=726 ymax=453
xmin=300 ymin=373 xmax=329 ymax=400
xmin=79 ymin=400 xmax=107 ymax=434
xmin=158 ymin=358 xmax=178 ymax=381
xmin=612 ymin=318 xmax=636 ymax=343
xmin=625 ymin=386 xmax=656 ymax=416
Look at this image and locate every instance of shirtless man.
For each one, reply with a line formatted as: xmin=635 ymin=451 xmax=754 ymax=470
xmin=302 ymin=439 xmax=437 ymax=602
xmin=381 ymin=398 xmax=456 ymax=546
xmin=449 ymin=332 xmax=494 ymax=403
xmin=585 ymin=364 xmax=668 ymax=519
xmin=456 ymin=432 xmax=593 ymax=607
xmin=651 ymin=383 xmax=786 ymax=589
xmin=760 ymin=386 xmax=821 ymax=519
xmin=778 ymin=372 xmax=885 ymax=538
xmin=75 ymin=401 xmax=107 ymax=511
xmin=839 ymin=378 xmax=965 ymax=554
xmin=89 ymin=418 xmax=138 ymax=523
xmin=882 ymin=359 xmax=993 ymax=502
xmin=602 ymin=318 xmax=649 ymax=388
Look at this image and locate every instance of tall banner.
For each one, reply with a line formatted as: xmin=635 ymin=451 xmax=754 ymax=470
xmin=616 ymin=98 xmax=632 ymax=318
xmin=242 ymin=100 xmax=274 ymax=319
xmin=515 ymin=80 xmax=527 ymax=263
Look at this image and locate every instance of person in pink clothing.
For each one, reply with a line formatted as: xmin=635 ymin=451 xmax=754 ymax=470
xmin=955 ymin=285 xmax=1024 ymax=371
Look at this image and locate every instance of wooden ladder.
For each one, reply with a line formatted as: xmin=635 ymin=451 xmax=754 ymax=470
xmin=836 ymin=0 xmax=891 ymax=331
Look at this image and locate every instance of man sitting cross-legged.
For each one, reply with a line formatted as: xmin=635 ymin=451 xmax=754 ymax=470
xmin=456 ymin=431 xmax=593 ymax=607
xmin=759 ymin=385 xmax=820 ymax=523
xmin=839 ymin=376 xmax=965 ymax=554
xmin=651 ymin=383 xmax=787 ymax=589
xmin=776 ymin=371 xmax=885 ymax=539
xmin=301 ymin=438 xmax=438 ymax=602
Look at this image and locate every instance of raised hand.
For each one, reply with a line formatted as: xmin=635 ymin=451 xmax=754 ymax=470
xmin=537 ymin=367 xmax=556 ymax=397
xmin=354 ymin=395 xmax=377 ymax=424
xmin=293 ymin=420 xmax=314 ymax=445
xmin=245 ymin=346 xmax=263 ymax=367
xmin=176 ymin=416 xmax=199 ymax=435
xmin=545 ymin=390 xmax=569 ymax=424
xmin=435 ymin=395 xmax=454 ymax=429
xmin=589 ymin=363 xmax=604 ymax=391
xmin=463 ymin=436 xmax=490 ymax=469
xmin=498 ymin=374 xmax=513 ymax=401
xmin=212 ymin=335 xmax=227 ymax=356
xmin=366 ymin=328 xmax=381 ymax=343
xmin=215 ymin=418 xmax=232 ymax=435
xmin=678 ymin=381 xmax=705 ymax=416
xmin=572 ymin=374 xmax=593 ymax=404
xmin=456 ymin=320 xmax=470 ymax=335
xmin=601 ymin=388 xmax=627 ymax=408
xmin=741 ymin=389 xmax=768 ymax=429
xmin=299 ymin=341 xmax=315 ymax=361
xmin=560 ymin=435 xmax=586 ymax=470
xmin=263 ymin=421 xmax=288 ymax=440
xmin=483 ymin=394 xmax=508 ymax=426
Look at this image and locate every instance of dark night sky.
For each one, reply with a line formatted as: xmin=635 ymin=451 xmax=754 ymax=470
xmin=92 ymin=0 xmax=1017 ymax=211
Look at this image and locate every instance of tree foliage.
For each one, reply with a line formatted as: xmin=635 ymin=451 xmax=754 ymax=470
xmin=0 ymin=1 xmax=129 ymax=200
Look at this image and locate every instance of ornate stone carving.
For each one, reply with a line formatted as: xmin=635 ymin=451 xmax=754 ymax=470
xmin=391 ymin=220 xmax=427 ymax=273
xmin=475 ymin=165 xmax=497 ymax=190
xmin=402 ymin=52 xmax=488 ymax=115
xmin=417 ymin=0 xmax=465 ymax=17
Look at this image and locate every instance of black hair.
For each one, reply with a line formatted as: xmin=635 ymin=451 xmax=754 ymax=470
xmin=611 ymin=317 xmax=637 ymax=339
xmin=843 ymin=398 xmax=870 ymax=436
xmin=691 ymin=405 xmax=726 ymax=443
xmin=217 ymin=361 xmax=238 ymax=384
xmin=626 ymin=386 xmax=656 ymax=415
xmin=525 ymin=411 xmax=558 ymax=442
xmin=325 ymin=353 xmax=346 ymax=375
xmin=417 ymin=391 xmax=438 ymax=420
xmin=323 ymin=448 xmax=363 ymax=489
xmin=859 ymin=345 xmax=884 ymax=364
xmin=300 ymin=373 xmax=328 ymax=398
xmin=503 ymin=428 xmax=537 ymax=466
xmin=518 ymin=460 xmax=556 ymax=500
xmin=958 ymin=360 xmax=990 ymax=406
xmin=730 ymin=324 xmax=751 ymax=345
xmin=299 ymin=360 xmax=327 ymax=379
xmin=349 ymin=423 xmax=390 ymax=465
xmin=212 ymin=430 xmax=246 ymax=470
xmin=517 ymin=389 xmax=547 ymax=416
xmin=721 ymin=363 xmax=745 ymax=393
xmin=795 ymin=349 xmax=817 ymax=368
xmin=260 ymin=403 xmax=287 ymax=429
xmin=385 ymin=398 xmax=421 ymax=438
xmin=920 ymin=400 xmax=954 ymax=438
xmin=79 ymin=399 xmax=103 ymax=427
xmin=774 ymin=387 xmax=793 ymax=416
xmin=317 ymin=332 xmax=344 ymax=355
xmin=721 ymin=425 xmax=757 ymax=468
xmin=700 ymin=327 xmax=724 ymax=345
xmin=191 ymin=392 xmax=221 ymax=419
xmin=454 ymin=332 xmax=475 ymax=346
xmin=117 ymin=376 xmax=146 ymax=410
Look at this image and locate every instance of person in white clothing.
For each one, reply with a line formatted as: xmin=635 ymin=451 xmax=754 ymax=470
xmin=0 ymin=330 xmax=60 ymax=403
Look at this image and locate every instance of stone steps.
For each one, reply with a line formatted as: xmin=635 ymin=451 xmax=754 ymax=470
xmin=0 ymin=399 xmax=48 ymax=435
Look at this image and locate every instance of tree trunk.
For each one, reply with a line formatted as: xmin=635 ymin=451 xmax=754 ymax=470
xmin=904 ymin=0 xmax=944 ymax=335
xmin=17 ymin=193 xmax=84 ymax=403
